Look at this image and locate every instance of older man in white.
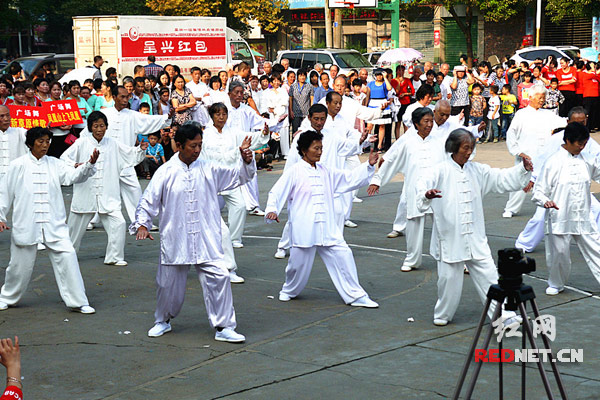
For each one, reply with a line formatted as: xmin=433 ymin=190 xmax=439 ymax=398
xmin=0 ymin=105 xmax=27 ymax=180
xmin=132 ymin=124 xmax=255 ymax=342
xmin=62 ymin=111 xmax=148 ymax=266
xmin=532 ymin=122 xmax=600 ymax=296
xmin=503 ymin=84 xmax=567 ymax=218
xmin=418 ymin=129 xmax=532 ymax=326
xmin=0 ymin=127 xmax=98 ymax=313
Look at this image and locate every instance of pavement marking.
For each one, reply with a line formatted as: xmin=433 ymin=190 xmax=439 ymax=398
xmin=526 ymin=274 xmax=600 ymax=301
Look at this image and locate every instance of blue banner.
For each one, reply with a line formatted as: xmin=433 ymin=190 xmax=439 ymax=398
xmin=289 ymin=0 xmax=324 ymax=9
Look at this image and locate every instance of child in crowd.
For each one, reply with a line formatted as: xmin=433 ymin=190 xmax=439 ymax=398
xmin=469 ymin=83 xmax=486 ymax=127
xmin=7 ymin=86 xmax=26 ymax=106
xmin=517 ymin=71 xmax=534 ymax=108
xmin=350 ymin=78 xmax=367 ymax=106
xmin=499 ymin=84 xmax=517 ymax=140
xmin=543 ymin=78 xmax=565 ymax=115
xmin=139 ymin=102 xmax=151 ymax=115
xmin=485 ymin=85 xmax=501 ymax=143
xmin=156 ymin=87 xmax=171 ymax=117
xmin=142 ymin=131 xmax=165 ymax=179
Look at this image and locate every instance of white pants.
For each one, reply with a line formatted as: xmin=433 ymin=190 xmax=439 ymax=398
xmin=345 ymin=155 xmax=361 ymax=204
xmin=279 ymin=118 xmax=290 ymax=156
xmin=515 ymin=207 xmax=546 ymax=252
xmin=545 ymin=232 xmax=600 ymax=289
xmin=392 ymin=191 xmax=407 ymax=233
xmin=153 ymin=260 xmax=236 ymax=330
xmin=403 ymin=214 xmax=432 ymax=268
xmin=278 ymin=222 xmax=291 ymax=250
xmin=120 ymin=170 xmax=143 ymax=222
xmin=240 ymin=175 xmax=260 ymax=211
xmin=281 ymin=244 xmax=368 ymax=304
xmin=504 ymin=157 xmax=527 ymax=215
xmin=68 ymin=210 xmax=126 ymax=264
xmin=0 ymin=238 xmax=89 ymax=308
xmin=220 ymin=187 xmax=246 ymax=244
xmin=218 ymin=218 xmax=237 ymax=272
xmin=434 ymin=256 xmax=501 ymax=322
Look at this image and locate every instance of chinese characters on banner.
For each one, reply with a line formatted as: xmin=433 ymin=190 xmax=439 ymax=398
xmin=7 ymin=105 xmax=48 ymax=129
xmin=121 ymin=33 xmax=226 ymax=59
xmin=7 ymin=100 xmax=83 ymax=129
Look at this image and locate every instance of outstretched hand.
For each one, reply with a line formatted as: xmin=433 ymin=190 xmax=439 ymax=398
xmin=0 ymin=336 xmax=20 ymax=371
xmin=266 ymin=212 xmax=279 ymax=223
xmin=89 ymin=148 xmax=100 ymax=164
xmin=367 ymin=184 xmax=380 ymax=196
xmin=0 ymin=222 xmax=9 ymax=232
xmin=523 ymin=181 xmax=534 ymax=193
xmin=140 ymin=141 xmax=149 ymax=151
xmin=240 ymin=136 xmax=252 ymax=151
xmin=478 ymin=121 xmax=486 ymax=132
xmin=544 ymin=201 xmax=559 ymax=210
xmin=240 ymin=148 xmax=253 ymax=164
xmin=368 ymin=148 xmax=379 ymax=166
xmin=136 ymin=226 xmax=154 ymax=241
xmin=425 ymin=189 xmax=442 ymax=199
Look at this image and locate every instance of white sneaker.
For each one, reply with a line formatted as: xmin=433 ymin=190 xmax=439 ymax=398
xmin=148 ymin=322 xmax=172 ymax=337
xmin=545 ymin=286 xmax=564 ymax=296
xmin=274 ymin=248 xmax=286 ymax=259
xmin=387 ymin=230 xmax=403 ymax=238
xmin=37 ymin=243 xmax=46 ymax=251
xmin=464 ymin=266 xmax=470 ymax=274
xmin=86 ymin=223 xmax=94 ymax=231
xmin=433 ymin=318 xmax=448 ymax=326
xmin=352 ymin=197 xmax=363 ymax=203
xmin=0 ymin=301 xmax=8 ymax=311
xmin=229 ymin=271 xmax=245 ymax=284
xmin=344 ymin=220 xmax=358 ymax=228
xmin=150 ymin=224 xmax=159 ymax=232
xmin=73 ymin=305 xmax=96 ymax=314
xmin=350 ymin=295 xmax=379 ymax=308
xmin=232 ymin=241 xmax=244 ymax=249
xmin=248 ymin=207 xmax=265 ymax=216
xmin=401 ymin=264 xmax=417 ymax=272
xmin=278 ymin=292 xmax=292 ymax=302
xmin=502 ymin=211 xmax=513 ymax=218
xmin=215 ymin=327 xmax=245 ymax=343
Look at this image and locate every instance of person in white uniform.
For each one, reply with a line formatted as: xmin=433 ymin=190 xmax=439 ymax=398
xmin=515 ymin=107 xmax=600 ymax=252
xmin=418 ymin=128 xmax=532 ymax=326
xmin=503 ymin=84 xmax=567 ymax=218
xmin=266 ymin=130 xmax=379 ymax=308
xmin=79 ymin=85 xmax=168 ymax=224
xmin=186 ymin=67 xmax=211 ymax=127
xmin=532 ymin=122 xmax=600 ymax=295
xmin=0 ymin=106 xmax=27 ymax=180
xmin=263 ymin=74 xmax=290 ymax=158
xmin=132 ymin=123 xmax=255 ymax=342
xmin=62 ymin=111 xmax=148 ymax=266
xmin=0 ymin=127 xmax=99 ymax=313
xmin=401 ymin=85 xmax=434 ymax=130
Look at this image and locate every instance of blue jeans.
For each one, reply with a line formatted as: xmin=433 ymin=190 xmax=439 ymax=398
xmin=500 ymin=113 xmax=514 ymax=139
xmin=487 ymin=118 xmax=500 ymax=140
xmin=469 ymin=116 xmax=483 ymax=127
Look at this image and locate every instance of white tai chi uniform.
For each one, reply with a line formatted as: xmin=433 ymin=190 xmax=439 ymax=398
xmin=130 ymin=155 xmax=255 ymax=328
xmin=186 ymin=80 xmax=210 ymax=126
xmin=263 ymin=87 xmax=290 ymax=156
xmin=532 ymin=146 xmax=600 ymax=291
xmin=402 ymin=101 xmax=433 ymax=130
xmin=504 ymin=106 xmax=566 ymax=215
xmin=80 ymin=107 xmax=168 ymax=222
xmin=0 ymin=127 xmax=27 ymax=180
xmin=0 ymin=153 xmax=96 ymax=308
xmin=371 ymin=130 xmax=445 ymax=269
xmin=516 ymin=134 xmax=600 ymax=251
xmin=266 ymin=160 xmax=374 ymax=303
xmin=417 ymin=158 xmax=531 ymax=322
xmin=62 ymin=136 xmax=145 ymax=264
xmin=201 ymin=123 xmax=269 ymax=246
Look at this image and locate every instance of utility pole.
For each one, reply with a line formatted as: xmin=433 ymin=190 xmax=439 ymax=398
xmin=378 ymin=0 xmax=400 ymax=48
xmin=325 ymin=0 xmax=333 ymax=48
xmin=535 ymin=0 xmax=541 ymax=46
xmin=334 ymin=9 xmax=343 ymax=48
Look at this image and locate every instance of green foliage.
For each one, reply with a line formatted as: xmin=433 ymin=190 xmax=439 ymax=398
xmin=545 ymin=0 xmax=600 ymax=22
xmin=345 ymin=41 xmax=366 ymax=54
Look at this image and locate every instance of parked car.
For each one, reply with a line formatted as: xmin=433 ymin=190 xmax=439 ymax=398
xmin=510 ymin=46 xmax=579 ymax=66
xmin=363 ymin=51 xmax=384 ymax=66
xmin=275 ymin=49 xmax=373 ymax=76
xmin=0 ymin=53 xmax=75 ymax=81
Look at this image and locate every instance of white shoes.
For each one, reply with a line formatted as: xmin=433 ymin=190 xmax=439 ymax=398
xmin=150 ymin=224 xmax=159 ymax=232
xmin=232 ymin=241 xmax=244 ymax=249
xmin=344 ymin=220 xmax=358 ymax=228
xmin=105 ymin=260 xmax=128 ymax=266
xmin=215 ymin=328 xmax=245 ymax=343
xmin=502 ymin=211 xmax=513 ymax=218
xmin=248 ymin=207 xmax=265 ymax=216
xmin=274 ymin=248 xmax=286 ymax=259
xmin=148 ymin=321 xmax=172 ymax=337
xmin=73 ymin=305 xmax=96 ymax=314
xmin=278 ymin=292 xmax=292 ymax=302
xmin=0 ymin=301 xmax=8 ymax=310
xmin=86 ymin=223 xmax=94 ymax=231
xmin=387 ymin=230 xmax=403 ymax=238
xmin=350 ymin=295 xmax=379 ymax=308
xmin=229 ymin=271 xmax=245 ymax=284
xmin=400 ymin=264 xmax=418 ymax=272
xmin=545 ymin=286 xmax=564 ymax=296
xmin=433 ymin=318 xmax=448 ymax=326
xmin=352 ymin=197 xmax=363 ymax=203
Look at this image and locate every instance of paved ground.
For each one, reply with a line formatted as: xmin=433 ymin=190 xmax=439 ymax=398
xmin=1 ymin=136 xmax=599 ymax=399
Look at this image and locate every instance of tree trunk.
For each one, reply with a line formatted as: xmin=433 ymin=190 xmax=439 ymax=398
xmin=447 ymin=4 xmax=474 ymax=68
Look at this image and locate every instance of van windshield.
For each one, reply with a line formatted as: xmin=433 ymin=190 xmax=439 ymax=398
xmin=230 ymin=42 xmax=255 ymax=68
xmin=332 ymin=52 xmax=371 ymax=68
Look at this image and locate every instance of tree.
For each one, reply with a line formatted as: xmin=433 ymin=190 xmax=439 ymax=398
xmin=402 ymin=0 xmax=527 ymax=66
xmin=146 ymin=0 xmax=288 ymax=34
xmin=545 ymin=0 xmax=600 ymax=22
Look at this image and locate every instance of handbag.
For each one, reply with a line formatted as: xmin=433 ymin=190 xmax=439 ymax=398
xmin=64 ymin=133 xmax=78 ymax=146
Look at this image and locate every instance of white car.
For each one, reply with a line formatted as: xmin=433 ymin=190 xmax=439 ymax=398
xmin=275 ymin=49 xmax=373 ymax=77
xmin=510 ymin=46 xmax=579 ymax=66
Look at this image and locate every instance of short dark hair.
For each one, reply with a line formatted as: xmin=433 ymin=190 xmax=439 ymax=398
xmin=415 ymin=84 xmax=434 ymax=100
xmin=502 ymin=84 xmax=511 ymax=92
xmin=175 ymin=122 xmax=202 ymax=146
xmin=33 ymin=77 xmax=48 ymax=89
xmin=489 ymin=84 xmax=499 ymax=94
xmin=325 ymin=91 xmax=342 ymax=103
xmin=269 ymin=73 xmax=282 ymax=83
xmin=106 ymin=67 xmax=117 ymax=77
xmin=568 ymin=106 xmax=587 ymax=120
xmin=148 ymin=55 xmax=156 ymax=63
xmin=445 ymin=128 xmax=476 ymax=154
xmin=148 ymin=131 xmax=161 ymax=139
xmin=297 ymin=68 xmax=307 ymax=77
xmin=563 ymin=122 xmax=589 ymax=144
xmin=352 ymin=78 xmax=362 ymax=87
xmin=471 ymin=83 xmax=483 ymax=91
xmin=411 ymin=107 xmax=433 ymax=126
xmin=134 ymin=77 xmax=145 ymax=86
xmin=308 ymin=103 xmax=327 ymax=117
xmin=209 ymin=76 xmax=221 ymax=89
xmin=272 ymin=64 xmax=285 ymax=74
xmin=208 ymin=102 xmax=228 ymax=118
xmin=201 ymin=69 xmax=211 ymax=76
xmin=134 ymin=65 xmax=145 ymax=76
xmin=237 ymin=61 xmax=250 ymax=71
xmin=87 ymin=111 xmax=109 ymax=131
xmin=26 ymin=127 xmax=53 ymax=149
xmin=80 ymin=86 xmax=91 ymax=93
xmin=92 ymin=78 xmax=103 ymax=90
xmin=191 ymin=67 xmax=201 ymax=74
xmin=112 ymin=85 xmax=126 ymax=98
xmin=139 ymin=102 xmax=150 ymax=110
xmin=320 ymin=72 xmax=330 ymax=80
xmin=296 ymin=130 xmax=323 ymax=157
xmin=93 ymin=55 xmax=103 ymax=63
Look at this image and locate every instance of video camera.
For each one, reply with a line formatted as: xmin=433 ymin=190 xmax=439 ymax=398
xmin=497 ymin=248 xmax=535 ymax=291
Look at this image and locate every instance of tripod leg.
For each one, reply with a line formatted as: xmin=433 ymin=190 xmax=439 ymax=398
xmin=499 ymin=339 xmax=503 ymax=400
xmin=521 ymin=303 xmax=527 ymax=400
xmin=518 ymin=303 xmax=555 ymax=400
xmin=529 ymin=300 xmax=569 ymax=400
xmin=452 ymin=298 xmax=493 ymax=400
xmin=464 ymin=302 xmax=503 ymax=399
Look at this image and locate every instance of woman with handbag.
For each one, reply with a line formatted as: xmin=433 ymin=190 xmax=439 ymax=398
xmin=46 ymin=81 xmax=74 ymax=158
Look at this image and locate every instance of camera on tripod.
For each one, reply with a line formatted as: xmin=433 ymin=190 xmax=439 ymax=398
xmin=497 ymin=248 xmax=536 ymax=290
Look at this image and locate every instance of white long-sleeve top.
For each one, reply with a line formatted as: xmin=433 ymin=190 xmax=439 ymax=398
xmin=263 ymin=88 xmax=289 ymax=118
xmin=225 ymin=101 xmax=281 ymax=132
xmin=532 ymin=147 xmax=600 ymax=235
xmin=417 ymin=159 xmax=531 ymax=263
xmin=506 ymin=106 xmax=566 ymax=159
xmin=0 ymin=153 xmax=96 ymax=246
xmin=61 ymin=136 xmax=146 ymax=213
xmin=200 ymin=123 xmax=270 ymax=167
xmin=371 ymin=130 xmax=446 ymax=219
xmin=0 ymin=127 xmax=27 ymax=178
xmin=130 ymin=155 xmax=256 ymax=265
xmin=402 ymin=101 xmax=434 ymax=129
xmin=204 ymin=89 xmax=229 ymax=107
xmin=318 ymin=95 xmax=383 ymax=122
xmin=266 ymin=160 xmax=374 ymax=247
xmin=429 ymin=115 xmax=483 ymax=142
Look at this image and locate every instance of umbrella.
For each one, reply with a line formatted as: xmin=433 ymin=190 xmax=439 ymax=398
xmin=59 ymin=67 xmax=96 ymax=85
xmin=580 ymin=47 xmax=599 ymax=61
xmin=377 ymin=48 xmax=424 ymax=65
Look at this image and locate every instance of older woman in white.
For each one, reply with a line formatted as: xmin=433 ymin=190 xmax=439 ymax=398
xmin=266 ymin=130 xmax=379 ymax=308
xmin=417 ymin=129 xmax=532 ymax=326
xmin=132 ymin=124 xmax=255 ymax=342
xmin=0 ymin=127 xmax=99 ymax=313
xmin=263 ymin=74 xmax=290 ymax=158
xmin=62 ymin=111 xmax=148 ymax=266
xmin=532 ymin=122 xmax=600 ymax=295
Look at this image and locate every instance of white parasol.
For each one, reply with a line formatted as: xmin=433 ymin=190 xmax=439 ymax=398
xmin=59 ymin=67 xmax=96 ymax=85
xmin=377 ymin=48 xmax=424 ymax=65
